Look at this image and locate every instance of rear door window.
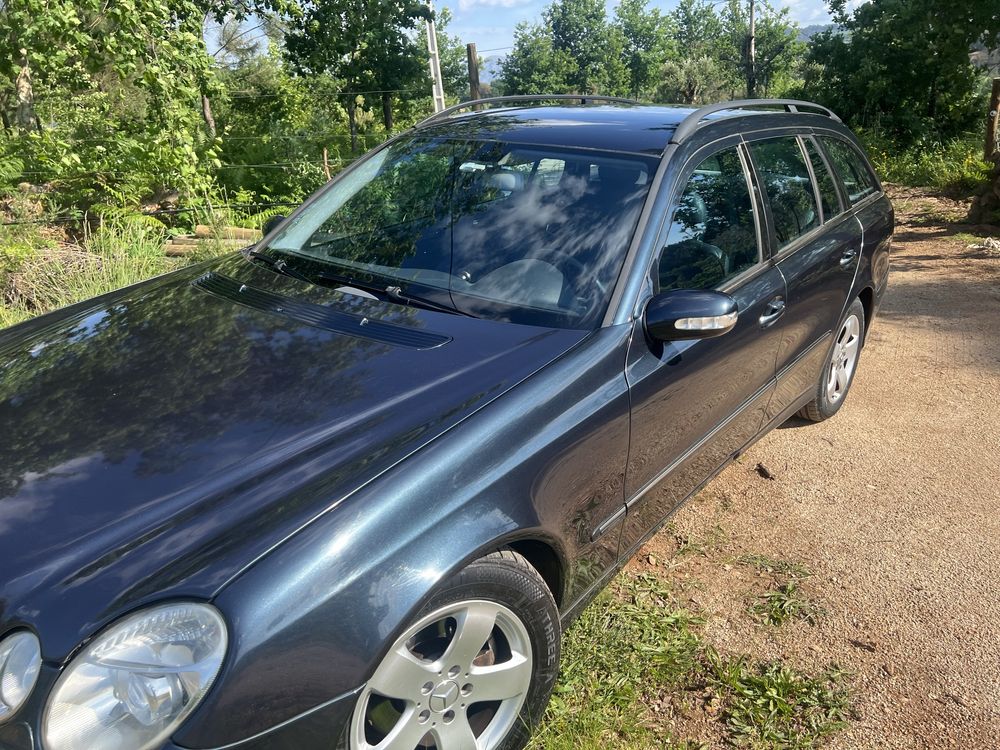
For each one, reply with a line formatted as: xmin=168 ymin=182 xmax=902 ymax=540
xmin=802 ymin=137 xmax=842 ymax=222
xmin=749 ymin=137 xmax=820 ymax=250
xmin=657 ymin=146 xmax=760 ymax=292
xmin=821 ymin=137 xmax=878 ymax=205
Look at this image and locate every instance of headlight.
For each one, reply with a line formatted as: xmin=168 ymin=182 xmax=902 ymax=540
xmin=0 ymin=631 xmax=42 ymax=722
xmin=43 ymin=602 xmax=227 ymax=750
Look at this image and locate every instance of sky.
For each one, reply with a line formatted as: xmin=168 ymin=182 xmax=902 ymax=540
xmin=441 ymin=0 xmax=838 ymax=56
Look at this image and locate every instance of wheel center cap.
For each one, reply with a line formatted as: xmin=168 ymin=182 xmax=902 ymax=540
xmin=429 ymin=680 xmax=460 ymax=712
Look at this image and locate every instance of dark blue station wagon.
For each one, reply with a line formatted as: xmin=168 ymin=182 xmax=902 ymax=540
xmin=0 ymin=97 xmax=892 ymax=750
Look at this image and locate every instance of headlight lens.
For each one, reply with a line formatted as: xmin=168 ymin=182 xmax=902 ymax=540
xmin=43 ymin=602 xmax=227 ymax=750
xmin=0 ymin=631 xmax=42 ymax=722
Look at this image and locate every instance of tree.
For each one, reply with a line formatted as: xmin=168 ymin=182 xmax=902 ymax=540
xmin=807 ymin=0 xmax=1000 ymax=143
xmin=285 ymin=0 xmax=429 ymax=147
xmin=720 ymin=0 xmax=802 ymax=98
xmin=656 ymin=0 xmax=732 ymax=104
xmin=657 ymin=55 xmax=730 ymax=104
xmin=547 ymin=0 xmax=626 ymax=94
xmin=495 ymin=21 xmax=577 ymax=95
xmin=614 ymin=0 xmax=675 ymax=100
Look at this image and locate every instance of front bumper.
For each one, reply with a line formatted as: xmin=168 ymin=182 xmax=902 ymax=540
xmin=0 ymin=670 xmax=360 ymax=750
xmin=162 ymin=688 xmax=361 ymax=750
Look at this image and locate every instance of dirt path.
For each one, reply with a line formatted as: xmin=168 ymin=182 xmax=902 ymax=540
xmin=631 ymin=187 xmax=1000 ymax=748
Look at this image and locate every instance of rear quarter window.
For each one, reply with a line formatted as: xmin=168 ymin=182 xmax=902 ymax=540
xmin=821 ymin=137 xmax=879 ymax=205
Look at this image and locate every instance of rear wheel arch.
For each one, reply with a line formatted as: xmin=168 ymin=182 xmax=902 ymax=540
xmin=857 ymin=286 xmax=874 ymax=344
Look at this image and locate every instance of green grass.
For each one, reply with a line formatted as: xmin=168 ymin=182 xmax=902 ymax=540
xmin=530 ymin=572 xmax=848 ymax=749
xmin=749 ymin=581 xmax=823 ymax=627
xmin=737 ymin=554 xmax=812 ymax=580
xmin=708 ymin=655 xmax=849 ymax=749
xmin=863 ymin=133 xmax=990 ymax=193
xmin=0 ymin=213 xmax=203 ymax=330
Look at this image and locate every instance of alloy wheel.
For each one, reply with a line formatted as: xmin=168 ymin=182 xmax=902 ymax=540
xmin=350 ymin=600 xmax=534 ymax=750
xmin=827 ymin=314 xmax=861 ymax=403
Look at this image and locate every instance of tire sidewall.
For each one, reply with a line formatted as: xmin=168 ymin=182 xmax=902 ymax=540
xmin=815 ymin=298 xmax=866 ymax=420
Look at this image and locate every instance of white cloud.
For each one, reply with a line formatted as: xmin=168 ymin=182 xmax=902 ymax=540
xmin=457 ymin=0 xmax=534 ymax=10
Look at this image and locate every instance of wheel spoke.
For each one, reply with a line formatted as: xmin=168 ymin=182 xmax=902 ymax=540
xmin=470 ymin=653 xmax=532 ymax=702
xmin=431 ymin=714 xmax=479 ymax=750
xmin=442 ymin=603 xmax=498 ymax=669
xmin=843 ymin=335 xmax=860 ymax=361
xmin=368 ymin=645 xmax=436 ymax=700
xmin=836 ymin=364 xmax=848 ymax=393
xmin=372 ymin=709 xmax=429 ymax=750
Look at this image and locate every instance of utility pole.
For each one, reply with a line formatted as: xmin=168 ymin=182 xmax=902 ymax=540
xmin=466 ymin=43 xmax=481 ymax=109
xmin=747 ymin=0 xmax=757 ymax=99
xmin=424 ymin=1 xmax=446 ymax=113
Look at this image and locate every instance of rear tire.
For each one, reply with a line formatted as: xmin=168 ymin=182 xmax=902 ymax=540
xmin=344 ymin=550 xmax=560 ymax=750
xmin=798 ymin=298 xmax=865 ymax=422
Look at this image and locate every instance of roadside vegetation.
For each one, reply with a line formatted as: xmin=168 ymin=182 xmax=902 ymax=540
xmin=2 ymin=0 xmax=997 ymax=330
xmin=529 ymin=571 xmax=848 ymax=749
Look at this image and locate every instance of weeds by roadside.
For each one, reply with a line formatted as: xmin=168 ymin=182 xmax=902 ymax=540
xmin=529 ymin=572 xmax=848 ymax=749
xmin=738 ymin=554 xmax=824 ymax=627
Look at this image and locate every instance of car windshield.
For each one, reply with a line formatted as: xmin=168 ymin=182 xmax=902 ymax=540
xmin=265 ymin=136 xmax=657 ymax=329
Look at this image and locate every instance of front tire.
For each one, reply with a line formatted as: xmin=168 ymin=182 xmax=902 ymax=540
xmin=346 ymin=550 xmax=560 ymax=750
xmin=798 ymin=298 xmax=865 ymax=422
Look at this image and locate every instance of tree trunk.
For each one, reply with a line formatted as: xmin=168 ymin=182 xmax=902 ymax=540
xmin=201 ymin=92 xmax=217 ymax=138
xmin=381 ymin=92 xmax=393 ymax=132
xmin=14 ymin=48 xmax=39 ymax=133
xmin=347 ymin=96 xmax=358 ymax=153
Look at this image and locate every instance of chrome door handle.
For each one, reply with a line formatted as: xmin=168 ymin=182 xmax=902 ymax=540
xmin=759 ymin=298 xmax=786 ymax=328
xmin=840 ymin=248 xmax=859 ymax=267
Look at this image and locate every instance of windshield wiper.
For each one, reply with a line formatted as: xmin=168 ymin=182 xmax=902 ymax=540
xmin=315 ymin=270 xmax=474 ymax=317
xmin=244 ymin=248 xmax=315 ymax=285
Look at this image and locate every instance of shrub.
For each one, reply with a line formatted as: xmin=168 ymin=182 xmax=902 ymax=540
xmin=861 ymin=132 xmax=990 ymax=192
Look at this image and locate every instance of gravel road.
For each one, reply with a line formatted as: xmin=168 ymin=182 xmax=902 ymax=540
xmin=634 ymin=187 xmax=1000 ymax=748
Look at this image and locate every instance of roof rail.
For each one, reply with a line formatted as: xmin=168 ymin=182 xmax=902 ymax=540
xmin=415 ymin=94 xmax=645 ymax=129
xmin=670 ymin=99 xmax=842 ymax=145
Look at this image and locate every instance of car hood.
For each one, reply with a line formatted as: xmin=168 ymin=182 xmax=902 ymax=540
xmin=0 ymin=254 xmax=587 ymax=658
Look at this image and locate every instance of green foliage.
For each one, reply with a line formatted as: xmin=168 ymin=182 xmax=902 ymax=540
xmin=749 ymin=581 xmax=823 ymax=626
xmin=862 ymin=132 xmax=990 ymax=192
xmin=707 ymin=655 xmax=849 ymax=749
xmin=806 ymin=0 xmax=1000 ymax=145
xmin=213 ymin=50 xmax=344 ymax=203
xmin=284 ymin=0 xmax=430 ymax=133
xmin=719 ymin=0 xmax=804 ymax=98
xmin=614 ymin=0 xmax=675 ymax=99
xmin=0 ymin=0 xmax=224 ymax=207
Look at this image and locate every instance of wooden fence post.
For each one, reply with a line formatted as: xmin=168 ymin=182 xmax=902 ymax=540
xmin=467 ymin=43 xmax=481 ymax=110
xmin=986 ymin=77 xmax=1000 ymax=162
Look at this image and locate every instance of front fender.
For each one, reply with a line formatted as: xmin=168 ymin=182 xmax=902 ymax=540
xmin=172 ymin=325 xmax=631 ymax=748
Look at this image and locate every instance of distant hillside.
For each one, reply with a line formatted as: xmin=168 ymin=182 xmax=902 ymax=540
xmin=798 ymin=23 xmax=836 ymax=42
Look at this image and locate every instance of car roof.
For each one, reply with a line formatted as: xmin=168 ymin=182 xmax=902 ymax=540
xmin=412 ymin=103 xmax=809 ymax=157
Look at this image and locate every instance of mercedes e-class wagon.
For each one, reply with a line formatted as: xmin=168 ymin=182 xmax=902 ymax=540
xmin=0 ymin=96 xmax=892 ymax=750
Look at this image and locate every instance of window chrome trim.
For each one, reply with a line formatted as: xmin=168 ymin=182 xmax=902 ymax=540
xmin=802 ymin=134 xmax=847 ymax=219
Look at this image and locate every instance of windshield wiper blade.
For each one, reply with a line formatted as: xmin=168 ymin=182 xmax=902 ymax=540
xmin=315 ymin=270 xmax=474 ymax=317
xmin=245 ymin=248 xmax=314 ymax=285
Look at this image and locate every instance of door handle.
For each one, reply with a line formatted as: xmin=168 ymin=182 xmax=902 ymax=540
xmin=759 ymin=298 xmax=786 ymax=328
xmin=840 ymin=248 xmax=859 ymax=267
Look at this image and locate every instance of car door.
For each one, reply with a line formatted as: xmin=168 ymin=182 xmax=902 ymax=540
xmin=745 ymin=133 xmax=862 ymax=418
xmin=619 ymin=141 xmax=786 ymax=553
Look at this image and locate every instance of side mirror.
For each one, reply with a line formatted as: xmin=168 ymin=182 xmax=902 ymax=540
xmin=262 ymin=214 xmax=286 ymax=236
xmin=644 ymin=289 xmax=739 ymax=342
